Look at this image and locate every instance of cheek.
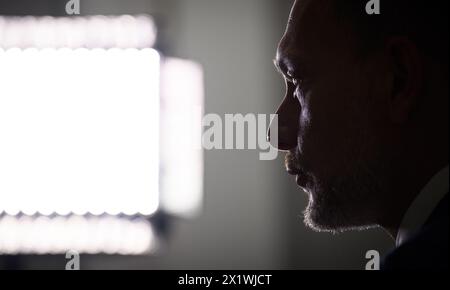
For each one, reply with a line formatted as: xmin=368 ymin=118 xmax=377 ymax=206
xmin=299 ymin=80 xmax=343 ymax=140
xmin=298 ymin=78 xmax=361 ymax=173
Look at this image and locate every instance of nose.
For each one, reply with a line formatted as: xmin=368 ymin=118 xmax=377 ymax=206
xmin=267 ymin=85 xmax=300 ymax=151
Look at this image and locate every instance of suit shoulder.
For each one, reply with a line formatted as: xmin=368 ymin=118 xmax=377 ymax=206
xmin=382 ymin=196 xmax=449 ymax=270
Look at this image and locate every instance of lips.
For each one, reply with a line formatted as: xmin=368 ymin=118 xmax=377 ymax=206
xmin=285 ymin=166 xmax=305 ymax=186
xmin=285 ymin=154 xmax=308 ymax=189
xmin=295 ymin=172 xmax=308 ymax=188
xmin=286 ymin=167 xmax=300 ymax=176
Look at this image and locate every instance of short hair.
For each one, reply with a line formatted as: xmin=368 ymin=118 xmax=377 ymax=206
xmin=332 ymin=0 xmax=449 ymax=62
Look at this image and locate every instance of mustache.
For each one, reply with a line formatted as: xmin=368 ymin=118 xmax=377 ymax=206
xmin=285 ymin=149 xmax=302 ymax=174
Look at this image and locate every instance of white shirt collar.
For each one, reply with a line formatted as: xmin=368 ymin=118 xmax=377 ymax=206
xmin=396 ymin=165 xmax=449 ymax=247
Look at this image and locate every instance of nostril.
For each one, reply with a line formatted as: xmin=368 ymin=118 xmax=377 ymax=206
xmin=278 ymin=142 xmax=297 ymax=152
xmin=268 ymin=125 xmax=297 ymax=151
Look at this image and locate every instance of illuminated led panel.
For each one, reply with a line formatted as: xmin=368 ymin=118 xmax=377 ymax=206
xmin=0 ymin=15 xmax=156 ymax=49
xmin=0 ymin=48 xmax=160 ymax=217
xmin=0 ymin=215 xmax=156 ymax=255
xmin=160 ymin=58 xmax=204 ymax=217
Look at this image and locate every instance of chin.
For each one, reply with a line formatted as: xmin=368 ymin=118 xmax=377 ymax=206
xmin=302 ymin=190 xmax=378 ymax=233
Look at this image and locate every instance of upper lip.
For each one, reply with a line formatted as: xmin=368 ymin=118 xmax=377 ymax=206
xmin=286 ymin=166 xmax=301 ymax=176
xmin=286 ymin=161 xmax=304 ymax=176
xmin=285 ymin=151 xmax=302 ymax=176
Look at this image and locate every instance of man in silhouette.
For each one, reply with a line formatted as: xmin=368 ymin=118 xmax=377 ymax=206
xmin=270 ymin=0 xmax=448 ymax=270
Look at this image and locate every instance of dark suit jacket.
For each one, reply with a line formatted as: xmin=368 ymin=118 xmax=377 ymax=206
xmin=381 ymin=195 xmax=449 ymax=270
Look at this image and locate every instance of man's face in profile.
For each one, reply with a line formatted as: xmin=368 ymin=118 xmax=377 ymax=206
xmin=274 ymin=0 xmax=390 ymax=232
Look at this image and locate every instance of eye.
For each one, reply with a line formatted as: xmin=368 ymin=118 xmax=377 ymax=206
xmin=285 ymin=73 xmax=309 ymax=101
xmin=285 ymin=75 xmax=298 ymax=86
xmin=286 ymin=72 xmax=302 ymax=87
xmin=287 ymin=77 xmax=300 ymax=89
xmin=292 ymin=79 xmax=307 ymax=101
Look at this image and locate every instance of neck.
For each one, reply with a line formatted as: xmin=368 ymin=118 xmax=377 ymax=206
xmin=378 ymin=139 xmax=448 ymax=242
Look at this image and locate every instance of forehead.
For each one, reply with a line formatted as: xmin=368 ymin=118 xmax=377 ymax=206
xmin=277 ymin=0 xmax=338 ymax=62
xmin=288 ymin=0 xmax=313 ymax=26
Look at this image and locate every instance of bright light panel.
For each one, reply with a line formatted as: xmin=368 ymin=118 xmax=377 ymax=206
xmin=160 ymin=58 xmax=204 ymax=217
xmin=0 ymin=15 xmax=157 ymax=49
xmin=0 ymin=48 xmax=160 ymax=217
xmin=0 ymin=215 xmax=156 ymax=255
xmin=0 ymin=15 xmax=204 ymax=256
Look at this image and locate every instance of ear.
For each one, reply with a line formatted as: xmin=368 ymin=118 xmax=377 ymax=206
xmin=385 ymin=36 xmax=423 ymax=124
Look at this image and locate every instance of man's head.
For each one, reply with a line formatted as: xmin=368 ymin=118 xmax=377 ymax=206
xmin=271 ymin=0 xmax=449 ymax=233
